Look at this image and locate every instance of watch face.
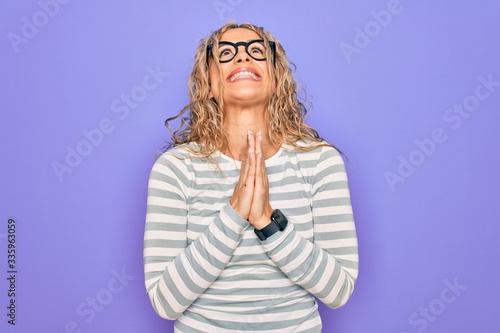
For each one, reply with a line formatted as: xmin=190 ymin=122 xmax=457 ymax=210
xmin=272 ymin=209 xmax=288 ymax=229
xmin=273 ymin=209 xmax=288 ymax=225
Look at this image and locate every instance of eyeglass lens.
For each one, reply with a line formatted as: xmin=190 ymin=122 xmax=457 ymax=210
xmin=217 ymin=40 xmax=267 ymax=63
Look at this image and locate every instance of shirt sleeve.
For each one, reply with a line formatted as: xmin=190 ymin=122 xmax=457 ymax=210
xmin=143 ymin=151 xmax=249 ymax=320
xmin=259 ymin=146 xmax=359 ymax=308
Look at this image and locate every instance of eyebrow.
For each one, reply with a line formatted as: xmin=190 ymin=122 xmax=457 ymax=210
xmin=218 ymin=39 xmax=263 ymax=43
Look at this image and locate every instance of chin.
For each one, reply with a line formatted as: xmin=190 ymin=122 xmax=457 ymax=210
xmin=228 ymin=86 xmax=270 ymax=98
xmin=229 ymin=92 xmax=269 ymax=104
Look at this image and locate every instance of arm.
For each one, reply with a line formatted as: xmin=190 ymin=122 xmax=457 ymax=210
xmin=143 ymin=151 xmax=248 ymax=320
xmin=260 ymin=146 xmax=359 ymax=308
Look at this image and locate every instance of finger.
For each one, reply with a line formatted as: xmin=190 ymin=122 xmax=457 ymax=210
xmin=256 ymin=130 xmax=262 ymax=158
xmin=229 ymin=131 xmax=255 ymax=219
xmin=248 ymin=129 xmax=255 ymax=158
xmin=238 ymin=130 xmax=252 ymax=185
xmin=247 ymin=130 xmax=257 ymax=181
xmin=249 ymin=132 xmax=272 ymax=226
xmin=258 ymin=132 xmax=268 ymax=184
xmin=249 ymin=142 xmax=266 ymax=224
xmin=255 ymin=131 xmax=263 ymax=181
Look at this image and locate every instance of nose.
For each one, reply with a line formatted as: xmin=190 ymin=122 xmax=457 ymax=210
xmin=233 ymin=45 xmax=252 ymax=63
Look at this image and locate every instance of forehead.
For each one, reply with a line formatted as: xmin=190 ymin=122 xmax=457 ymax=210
xmin=219 ymin=28 xmax=262 ymax=42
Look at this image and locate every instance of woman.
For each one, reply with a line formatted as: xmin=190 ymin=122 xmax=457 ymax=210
xmin=144 ymin=22 xmax=358 ymax=332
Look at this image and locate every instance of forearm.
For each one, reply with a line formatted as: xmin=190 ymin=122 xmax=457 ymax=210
xmin=260 ymin=223 xmax=358 ymax=308
xmin=260 ymin=146 xmax=359 ymax=308
xmin=144 ymin=203 xmax=248 ymax=319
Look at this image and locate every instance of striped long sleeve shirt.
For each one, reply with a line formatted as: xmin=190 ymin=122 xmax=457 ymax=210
xmin=144 ymin=141 xmax=359 ymax=332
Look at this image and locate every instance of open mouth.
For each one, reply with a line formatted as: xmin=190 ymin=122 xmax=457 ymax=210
xmin=226 ymin=68 xmax=262 ymax=82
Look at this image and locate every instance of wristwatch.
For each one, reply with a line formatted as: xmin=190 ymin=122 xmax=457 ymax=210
xmin=254 ymin=209 xmax=288 ymax=241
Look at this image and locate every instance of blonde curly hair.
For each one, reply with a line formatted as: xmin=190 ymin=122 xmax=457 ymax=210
xmin=165 ymin=22 xmax=329 ymax=157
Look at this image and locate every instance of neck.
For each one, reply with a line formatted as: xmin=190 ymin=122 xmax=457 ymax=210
xmin=221 ymin=105 xmax=280 ymax=161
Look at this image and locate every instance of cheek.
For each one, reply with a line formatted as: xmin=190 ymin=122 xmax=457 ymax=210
xmin=260 ymin=64 xmax=273 ymax=88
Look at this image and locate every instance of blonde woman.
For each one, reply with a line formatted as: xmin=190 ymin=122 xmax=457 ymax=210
xmin=144 ymin=22 xmax=358 ymax=332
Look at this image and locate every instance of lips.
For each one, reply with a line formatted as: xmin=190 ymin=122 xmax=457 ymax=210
xmin=226 ymin=67 xmax=262 ymax=82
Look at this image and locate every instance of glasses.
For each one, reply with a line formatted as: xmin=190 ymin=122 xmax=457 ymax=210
xmin=206 ymin=39 xmax=276 ymax=65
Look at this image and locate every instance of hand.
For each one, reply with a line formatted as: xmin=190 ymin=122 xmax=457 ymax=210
xmin=229 ymin=130 xmax=273 ymax=229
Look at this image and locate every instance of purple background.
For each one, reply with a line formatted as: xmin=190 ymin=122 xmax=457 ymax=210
xmin=1 ymin=0 xmax=499 ymax=332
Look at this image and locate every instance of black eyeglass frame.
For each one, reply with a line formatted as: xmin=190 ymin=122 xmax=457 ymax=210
xmin=206 ymin=39 xmax=276 ymax=66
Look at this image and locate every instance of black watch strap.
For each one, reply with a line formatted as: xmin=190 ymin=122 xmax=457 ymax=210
xmin=254 ymin=209 xmax=288 ymax=241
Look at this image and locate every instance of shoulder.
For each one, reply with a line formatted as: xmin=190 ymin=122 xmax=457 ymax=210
xmin=287 ymin=141 xmax=349 ymax=192
xmin=277 ymin=140 xmax=346 ymax=184
xmin=158 ymin=143 xmax=200 ymax=159
xmin=152 ymin=143 xmax=202 ymax=175
xmin=148 ymin=144 xmax=204 ymax=192
xmin=283 ymin=139 xmax=343 ymax=162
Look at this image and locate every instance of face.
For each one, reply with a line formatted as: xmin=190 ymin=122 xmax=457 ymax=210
xmin=208 ymin=28 xmax=273 ymax=108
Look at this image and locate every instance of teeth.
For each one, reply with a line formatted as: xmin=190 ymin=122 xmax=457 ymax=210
xmin=229 ymin=71 xmax=260 ymax=81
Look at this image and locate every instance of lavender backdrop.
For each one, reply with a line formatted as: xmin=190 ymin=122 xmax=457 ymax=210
xmin=1 ymin=1 xmax=499 ymax=332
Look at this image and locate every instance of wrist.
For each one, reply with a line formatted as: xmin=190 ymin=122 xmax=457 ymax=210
xmin=252 ymin=206 xmax=274 ymax=230
xmin=254 ymin=209 xmax=288 ymax=241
